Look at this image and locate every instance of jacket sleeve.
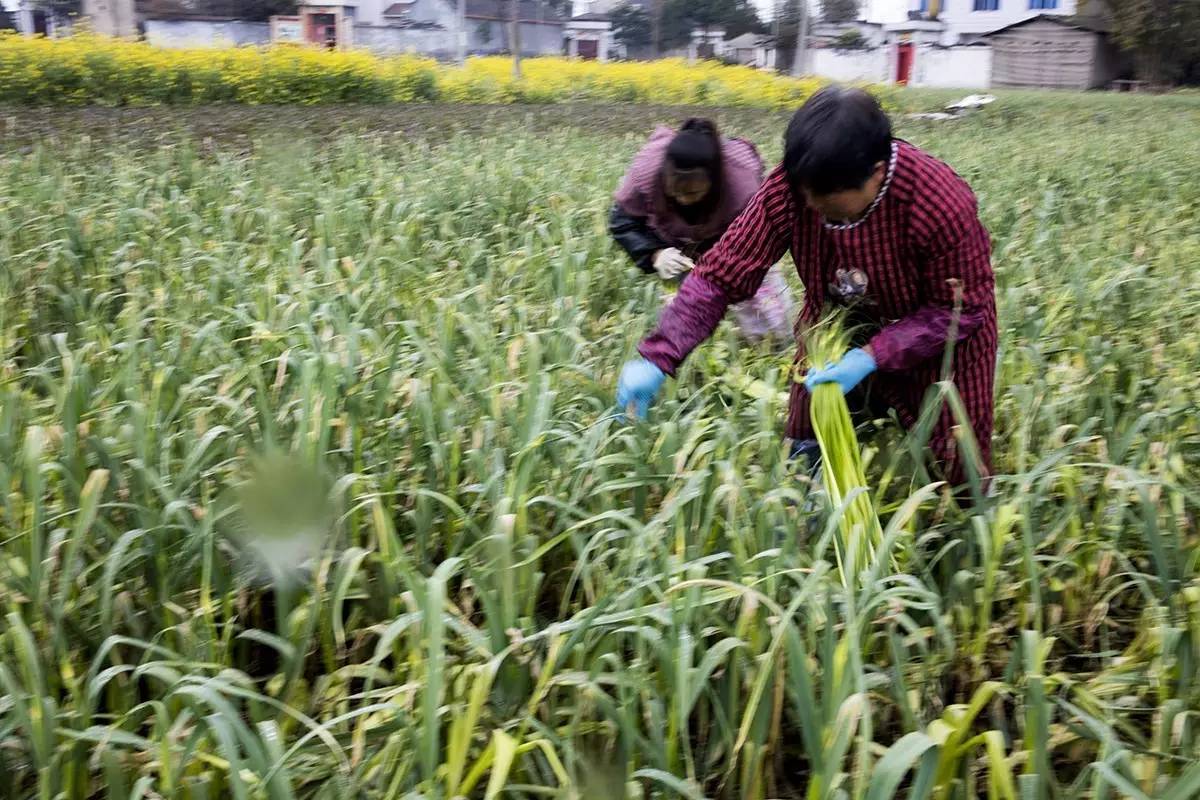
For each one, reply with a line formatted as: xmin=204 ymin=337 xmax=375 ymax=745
xmin=869 ymin=187 xmax=994 ymax=372
xmin=638 ymin=169 xmax=794 ymax=376
xmin=609 ymin=203 xmax=667 ymax=274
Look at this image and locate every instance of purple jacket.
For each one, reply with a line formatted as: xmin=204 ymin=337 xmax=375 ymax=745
xmin=613 ymin=126 xmax=765 ymax=249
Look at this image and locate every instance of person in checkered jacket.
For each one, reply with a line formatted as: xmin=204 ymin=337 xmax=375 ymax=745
xmin=618 ymin=87 xmax=997 ymax=488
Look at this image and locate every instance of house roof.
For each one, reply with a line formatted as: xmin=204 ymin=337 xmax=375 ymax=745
xmin=979 ymin=13 xmax=1110 ymax=37
xmin=725 ymin=33 xmax=763 ymax=49
xmin=811 ymin=19 xmax=882 ymax=32
xmin=142 ymin=14 xmax=244 ymax=21
xmin=883 ymin=18 xmax=944 ymax=32
xmin=570 ymin=12 xmax=610 ymax=22
xmin=383 ymin=0 xmax=415 ymax=12
xmin=138 ymin=0 xmax=341 ymax=19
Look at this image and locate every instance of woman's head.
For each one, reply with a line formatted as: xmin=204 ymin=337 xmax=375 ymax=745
xmin=663 ymin=118 xmax=722 ymax=208
xmin=783 ymin=87 xmax=893 ymax=222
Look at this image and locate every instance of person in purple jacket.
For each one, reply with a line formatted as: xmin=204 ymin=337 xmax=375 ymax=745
xmin=609 ymin=118 xmax=794 ymax=342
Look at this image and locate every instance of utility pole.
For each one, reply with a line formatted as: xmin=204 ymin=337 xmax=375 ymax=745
xmin=772 ymin=0 xmax=781 ymax=71
xmin=457 ymin=0 xmax=466 ymax=64
xmin=791 ymin=0 xmax=809 ymax=76
xmin=510 ymin=0 xmax=523 ymax=78
xmin=651 ymin=0 xmax=663 ymax=57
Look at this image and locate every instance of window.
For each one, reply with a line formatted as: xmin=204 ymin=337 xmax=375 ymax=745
xmin=1029 ymin=0 xmax=1058 ymax=8
xmin=973 ymin=0 xmax=999 ymax=9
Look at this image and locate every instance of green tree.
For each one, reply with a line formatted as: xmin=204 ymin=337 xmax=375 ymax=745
xmin=240 ymin=0 xmax=297 ymax=21
xmin=133 ymin=0 xmax=295 ymax=21
xmin=662 ymin=0 xmax=765 ymax=46
xmin=832 ymin=28 xmax=867 ymax=48
xmin=822 ymin=0 xmax=859 ymax=22
xmin=724 ymin=0 xmax=767 ymax=37
xmin=610 ymin=0 xmax=764 ymax=57
xmin=611 ymin=3 xmax=652 ymax=50
xmin=659 ymin=0 xmax=695 ymax=49
xmin=1104 ymin=0 xmax=1200 ymax=84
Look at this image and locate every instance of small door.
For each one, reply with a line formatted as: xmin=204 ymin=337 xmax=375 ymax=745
xmin=32 ymin=10 xmax=49 ymax=35
xmin=577 ymin=39 xmax=599 ymax=60
xmin=309 ymin=13 xmax=338 ymax=49
xmin=895 ymin=42 xmax=914 ymax=85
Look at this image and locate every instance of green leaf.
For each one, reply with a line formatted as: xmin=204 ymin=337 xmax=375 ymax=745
xmin=866 ymin=732 xmax=940 ymax=800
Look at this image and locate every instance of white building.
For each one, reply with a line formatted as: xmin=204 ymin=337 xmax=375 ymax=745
xmin=140 ymin=0 xmax=567 ymax=58
xmin=689 ymin=27 xmax=727 ymax=60
xmin=565 ymin=12 xmax=613 ymax=60
xmin=4 ymin=0 xmax=52 ymax=35
xmin=809 ymin=20 xmax=887 ymax=48
xmin=564 ymin=0 xmax=653 ymax=60
xmin=725 ymin=32 xmax=778 ymax=69
xmin=809 ymin=14 xmax=992 ymax=87
xmin=570 ymin=0 xmax=611 ymax=13
xmin=909 ymin=0 xmax=1080 ymax=45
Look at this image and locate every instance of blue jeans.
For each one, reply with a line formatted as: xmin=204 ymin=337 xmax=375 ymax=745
xmin=789 ymin=437 xmax=822 ymax=469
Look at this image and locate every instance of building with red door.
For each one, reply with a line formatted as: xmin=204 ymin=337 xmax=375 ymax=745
xmin=564 ymin=12 xmax=612 ymax=61
xmin=808 ymin=0 xmax=1124 ymax=90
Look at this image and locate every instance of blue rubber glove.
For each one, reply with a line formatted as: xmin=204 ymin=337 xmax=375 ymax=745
xmin=616 ymin=359 xmax=666 ymax=419
xmin=804 ymin=347 xmax=877 ymax=395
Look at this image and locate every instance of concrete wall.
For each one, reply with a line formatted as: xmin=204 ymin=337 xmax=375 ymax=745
xmin=468 ymin=19 xmax=563 ymax=55
xmin=811 ymin=48 xmax=889 ymax=82
xmin=812 ymin=42 xmax=991 ymax=87
xmin=393 ymin=0 xmax=458 ymax=27
xmin=811 ymin=21 xmax=886 ymax=48
xmin=144 ymin=18 xmax=270 ymax=47
xmin=355 ymin=23 xmax=456 ymax=57
xmin=271 ymin=0 xmax=452 ymax=41
xmin=140 ymin=10 xmax=562 ymax=59
xmin=913 ymin=44 xmax=992 ymax=87
xmin=352 ymin=0 xmax=389 ymax=27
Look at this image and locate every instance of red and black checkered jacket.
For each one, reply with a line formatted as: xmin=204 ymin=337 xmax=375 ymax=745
xmin=638 ymin=140 xmax=998 ymax=482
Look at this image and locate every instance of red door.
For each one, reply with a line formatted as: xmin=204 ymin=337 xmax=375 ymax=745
xmin=896 ymin=42 xmax=914 ymax=85
xmin=577 ymin=39 xmax=598 ymax=60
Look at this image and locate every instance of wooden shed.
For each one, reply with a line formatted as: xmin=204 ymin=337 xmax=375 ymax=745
xmin=981 ymin=14 xmax=1124 ymax=90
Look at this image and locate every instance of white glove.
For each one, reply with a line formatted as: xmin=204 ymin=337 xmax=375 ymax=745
xmin=653 ymin=248 xmax=694 ymax=280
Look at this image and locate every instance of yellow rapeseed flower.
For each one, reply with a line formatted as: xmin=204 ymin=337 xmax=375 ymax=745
xmin=0 ymin=33 xmax=889 ymax=109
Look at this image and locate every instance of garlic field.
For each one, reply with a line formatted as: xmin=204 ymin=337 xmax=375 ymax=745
xmin=0 ymin=94 xmax=1198 ymax=798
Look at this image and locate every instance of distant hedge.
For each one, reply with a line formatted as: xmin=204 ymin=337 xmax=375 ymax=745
xmin=0 ymin=33 xmax=861 ymax=109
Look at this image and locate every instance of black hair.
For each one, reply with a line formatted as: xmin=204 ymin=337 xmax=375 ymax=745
xmin=666 ymin=117 xmax=722 ymax=171
xmin=662 ymin=118 xmax=723 ymax=222
xmin=783 ymin=87 xmax=893 ymax=196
